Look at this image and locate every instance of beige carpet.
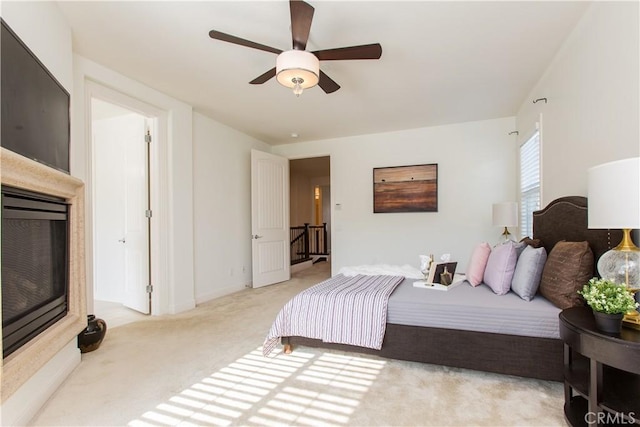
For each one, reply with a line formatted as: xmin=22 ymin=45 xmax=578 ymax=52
xmin=29 ymin=263 xmax=566 ymax=427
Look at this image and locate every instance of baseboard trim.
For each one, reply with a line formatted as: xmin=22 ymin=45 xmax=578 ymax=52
xmin=291 ymin=260 xmax=313 ymax=274
xmin=195 ymin=284 xmax=246 ymax=305
xmin=1 ymin=339 xmax=81 ymax=426
xmin=170 ymin=299 xmax=196 ymax=314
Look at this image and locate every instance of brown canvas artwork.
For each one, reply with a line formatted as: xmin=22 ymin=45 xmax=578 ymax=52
xmin=373 ymin=164 xmax=438 ymax=213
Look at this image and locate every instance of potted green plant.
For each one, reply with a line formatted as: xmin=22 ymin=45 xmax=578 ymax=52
xmin=578 ymin=277 xmax=639 ymax=333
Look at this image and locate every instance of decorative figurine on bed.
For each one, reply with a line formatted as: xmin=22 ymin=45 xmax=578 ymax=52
xmin=440 ymin=266 xmax=453 ymax=286
xmin=414 ymin=253 xmax=458 ymax=290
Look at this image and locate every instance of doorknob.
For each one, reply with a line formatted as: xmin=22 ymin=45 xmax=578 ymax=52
xmin=118 ymin=237 xmax=126 ymax=243
xmin=252 ymin=235 xmax=263 ymax=239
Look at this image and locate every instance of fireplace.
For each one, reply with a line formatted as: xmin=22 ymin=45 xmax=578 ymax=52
xmin=2 ymin=186 xmax=69 ymax=358
xmin=1 ymin=147 xmax=85 ymax=403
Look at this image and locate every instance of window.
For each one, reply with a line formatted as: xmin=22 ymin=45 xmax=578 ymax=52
xmin=520 ymin=130 xmax=540 ymax=238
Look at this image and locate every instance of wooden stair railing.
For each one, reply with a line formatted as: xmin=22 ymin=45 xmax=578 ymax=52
xmin=290 ymin=224 xmax=310 ymax=265
xmin=290 ymin=223 xmax=328 ymax=265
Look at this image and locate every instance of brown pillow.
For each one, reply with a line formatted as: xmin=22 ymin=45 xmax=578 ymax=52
xmin=539 ymin=241 xmax=593 ymax=309
xmin=520 ymin=236 xmax=544 ymax=248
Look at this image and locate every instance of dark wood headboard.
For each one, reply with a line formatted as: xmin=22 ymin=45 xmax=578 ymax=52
xmin=531 ymin=196 xmax=637 ymax=273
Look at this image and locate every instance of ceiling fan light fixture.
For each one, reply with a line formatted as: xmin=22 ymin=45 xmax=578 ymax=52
xmin=276 ymin=50 xmax=319 ymax=96
xmin=292 ymin=78 xmax=304 ymax=97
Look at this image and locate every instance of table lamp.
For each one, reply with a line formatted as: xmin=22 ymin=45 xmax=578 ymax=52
xmin=492 ymin=202 xmax=518 ymax=243
xmin=588 ymin=157 xmax=640 ymax=288
xmin=588 ymin=157 xmax=640 ymax=328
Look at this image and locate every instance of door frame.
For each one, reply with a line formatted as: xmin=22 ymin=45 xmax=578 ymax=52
xmin=85 ymin=81 xmax=168 ymax=316
xmin=289 ymin=154 xmax=332 ymax=259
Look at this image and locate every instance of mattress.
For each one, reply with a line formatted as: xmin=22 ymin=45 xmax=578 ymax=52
xmin=387 ymin=277 xmax=561 ymax=339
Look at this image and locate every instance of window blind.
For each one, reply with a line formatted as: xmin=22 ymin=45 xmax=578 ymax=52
xmin=520 ymin=130 xmax=540 ymax=238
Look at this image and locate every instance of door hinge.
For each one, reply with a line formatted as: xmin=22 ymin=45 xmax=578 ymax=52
xmin=145 ymin=209 xmax=152 ymax=218
xmin=145 ymin=131 xmax=152 ymax=144
xmin=146 ymin=285 xmax=153 ymax=293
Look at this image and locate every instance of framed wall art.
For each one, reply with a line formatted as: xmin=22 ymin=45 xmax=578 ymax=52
xmin=373 ymin=163 xmax=438 ymax=213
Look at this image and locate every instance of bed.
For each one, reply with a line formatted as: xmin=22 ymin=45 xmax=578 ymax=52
xmin=270 ymin=196 xmax=623 ymax=382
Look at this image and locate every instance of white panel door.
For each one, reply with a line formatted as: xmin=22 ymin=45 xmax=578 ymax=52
xmin=122 ymin=122 xmax=151 ymax=314
xmin=251 ymin=149 xmax=290 ymax=288
xmin=93 ymin=100 xmax=150 ymax=314
xmin=94 ymin=119 xmax=126 ymax=302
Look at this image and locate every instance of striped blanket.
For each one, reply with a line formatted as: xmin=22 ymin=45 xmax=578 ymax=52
xmin=263 ymin=274 xmax=404 ymax=356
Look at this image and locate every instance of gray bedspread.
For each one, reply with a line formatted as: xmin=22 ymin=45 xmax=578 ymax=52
xmin=387 ymin=278 xmax=561 ymax=339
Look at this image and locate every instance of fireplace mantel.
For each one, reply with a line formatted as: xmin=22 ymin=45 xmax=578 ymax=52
xmin=1 ymin=147 xmax=87 ymax=401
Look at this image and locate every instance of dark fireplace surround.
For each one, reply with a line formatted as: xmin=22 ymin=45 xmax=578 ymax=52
xmin=1 ymin=147 xmax=86 ymax=402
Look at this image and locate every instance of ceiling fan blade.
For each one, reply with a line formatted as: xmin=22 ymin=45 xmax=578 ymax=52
xmin=313 ymin=43 xmax=382 ymax=61
xmin=249 ymin=68 xmax=276 ymax=85
xmin=209 ymin=30 xmax=282 ymax=55
xmin=290 ymin=0 xmax=314 ymax=50
xmin=318 ymin=70 xmax=340 ymax=94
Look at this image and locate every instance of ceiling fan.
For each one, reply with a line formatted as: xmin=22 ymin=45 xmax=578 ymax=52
xmin=208 ymin=0 xmax=382 ymax=96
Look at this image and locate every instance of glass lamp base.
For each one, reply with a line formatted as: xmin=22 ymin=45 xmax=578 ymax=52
xmin=597 ymin=248 xmax=640 ymax=289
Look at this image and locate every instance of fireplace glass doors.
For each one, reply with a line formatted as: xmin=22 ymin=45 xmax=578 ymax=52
xmin=2 ymin=186 xmax=69 ymax=358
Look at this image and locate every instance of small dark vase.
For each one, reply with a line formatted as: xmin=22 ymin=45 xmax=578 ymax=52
xmin=592 ymin=310 xmax=623 ymax=334
xmin=78 ymin=314 xmax=107 ymax=353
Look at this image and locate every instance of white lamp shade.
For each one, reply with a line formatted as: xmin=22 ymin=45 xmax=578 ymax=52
xmin=588 ymin=157 xmax=640 ymax=229
xmin=276 ymin=50 xmax=319 ymax=89
xmin=492 ymin=202 xmax=518 ymax=227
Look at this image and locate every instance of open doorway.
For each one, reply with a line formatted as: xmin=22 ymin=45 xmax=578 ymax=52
xmin=289 ymin=156 xmax=331 ymax=267
xmin=91 ymin=98 xmax=153 ymax=325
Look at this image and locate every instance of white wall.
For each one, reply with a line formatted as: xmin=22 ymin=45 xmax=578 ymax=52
xmin=517 ymin=1 xmax=640 ymax=204
xmin=273 ymin=117 xmax=517 ymax=274
xmin=192 ymin=112 xmax=271 ymax=303
xmin=0 ymin=2 xmax=72 ymax=92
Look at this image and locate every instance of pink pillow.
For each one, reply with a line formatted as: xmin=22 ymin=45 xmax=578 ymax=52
xmin=466 ymin=242 xmax=492 ymax=286
xmin=483 ymin=241 xmax=518 ymax=295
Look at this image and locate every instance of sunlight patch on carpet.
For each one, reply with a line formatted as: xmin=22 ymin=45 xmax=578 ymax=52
xmin=127 ymin=347 xmax=386 ymax=426
xmin=251 ymin=351 xmax=386 ymax=425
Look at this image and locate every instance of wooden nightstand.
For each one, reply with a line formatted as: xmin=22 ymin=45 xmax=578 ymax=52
xmin=559 ymin=306 xmax=640 ymax=426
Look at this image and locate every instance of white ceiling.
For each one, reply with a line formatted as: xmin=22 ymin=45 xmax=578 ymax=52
xmin=57 ymin=1 xmax=590 ymax=145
